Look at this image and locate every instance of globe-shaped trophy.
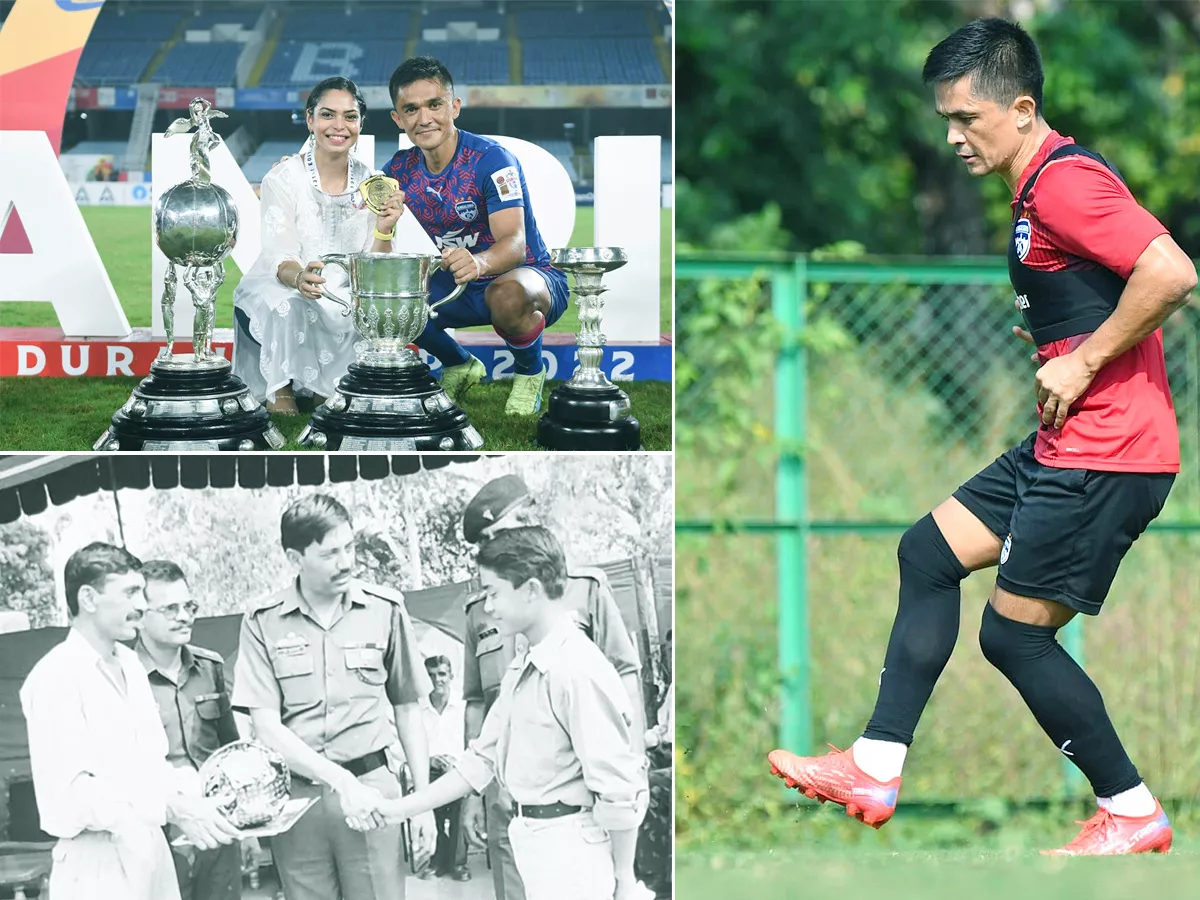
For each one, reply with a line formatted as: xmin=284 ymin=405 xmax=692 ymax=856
xmin=297 ymin=251 xmax=485 ymax=451
xmin=94 ymin=98 xmax=284 ymax=452
xmin=199 ymin=740 xmax=292 ymax=829
xmin=536 ymin=247 xmax=641 ymax=450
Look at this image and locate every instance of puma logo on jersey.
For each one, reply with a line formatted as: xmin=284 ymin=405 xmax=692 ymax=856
xmin=436 ymin=227 xmax=479 ymax=250
xmin=425 ymin=186 xmax=443 ymax=200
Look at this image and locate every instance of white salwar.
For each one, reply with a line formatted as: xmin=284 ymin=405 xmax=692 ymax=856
xmin=233 ymin=144 xmax=375 ymax=402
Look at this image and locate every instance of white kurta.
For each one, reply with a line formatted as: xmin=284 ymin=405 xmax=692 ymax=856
xmin=232 ymin=148 xmax=375 ymax=402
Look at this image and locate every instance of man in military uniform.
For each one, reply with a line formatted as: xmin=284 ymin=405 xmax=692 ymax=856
xmin=233 ymin=494 xmax=436 ymax=900
xmin=136 ymin=560 xmax=243 ymax=900
xmin=460 ymin=475 xmax=646 ymax=900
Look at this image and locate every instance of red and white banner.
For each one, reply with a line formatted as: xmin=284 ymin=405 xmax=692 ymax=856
xmin=0 ymin=330 xmax=232 ymax=377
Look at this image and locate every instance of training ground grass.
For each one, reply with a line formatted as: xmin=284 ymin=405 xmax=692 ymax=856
xmin=677 ymin=843 xmax=1200 ymax=900
xmin=0 ymin=378 xmax=672 ymax=451
xmin=0 ymin=206 xmax=673 ymax=450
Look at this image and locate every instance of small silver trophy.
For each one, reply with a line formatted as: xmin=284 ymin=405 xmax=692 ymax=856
xmin=94 ymin=98 xmax=284 ymax=452
xmin=297 ymin=252 xmax=485 ymax=451
xmin=536 ymin=247 xmax=641 ymax=450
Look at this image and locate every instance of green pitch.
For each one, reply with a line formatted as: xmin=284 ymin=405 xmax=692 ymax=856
xmin=0 ymin=377 xmax=672 ymax=451
xmin=678 ymin=846 xmax=1200 ymax=900
xmin=0 ymin=206 xmax=674 ymax=332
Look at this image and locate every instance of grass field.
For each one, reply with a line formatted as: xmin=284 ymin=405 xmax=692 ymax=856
xmin=0 ymin=377 xmax=672 ymax=451
xmin=0 ymin=206 xmax=674 ymax=332
xmin=678 ymin=844 xmax=1200 ymax=900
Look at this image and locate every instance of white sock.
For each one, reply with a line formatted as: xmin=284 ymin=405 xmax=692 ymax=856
xmin=851 ymin=737 xmax=907 ymax=782
xmin=1103 ymin=782 xmax=1156 ymax=818
xmin=1095 ymin=795 xmax=1113 ymax=811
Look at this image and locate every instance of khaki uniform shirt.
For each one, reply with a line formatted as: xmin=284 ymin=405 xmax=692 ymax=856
xmin=455 ymin=617 xmax=648 ymax=832
xmin=136 ymin=641 xmax=239 ymax=772
xmin=232 ymin=579 xmax=430 ymax=763
xmin=463 ymin=567 xmax=641 ymax=714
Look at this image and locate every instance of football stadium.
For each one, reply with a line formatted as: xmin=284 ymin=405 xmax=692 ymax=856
xmin=0 ymin=0 xmax=673 ymax=450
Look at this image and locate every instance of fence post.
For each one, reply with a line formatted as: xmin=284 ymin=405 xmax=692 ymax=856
xmin=774 ymin=258 xmax=811 ymax=757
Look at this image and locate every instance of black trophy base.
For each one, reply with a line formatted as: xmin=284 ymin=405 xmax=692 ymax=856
xmin=536 ymin=382 xmax=642 ymax=451
xmin=298 ymin=360 xmax=485 ymax=451
xmin=95 ymin=358 xmax=285 ymax=451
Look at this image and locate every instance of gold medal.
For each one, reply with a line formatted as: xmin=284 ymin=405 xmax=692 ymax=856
xmin=358 ymin=175 xmax=400 ymax=215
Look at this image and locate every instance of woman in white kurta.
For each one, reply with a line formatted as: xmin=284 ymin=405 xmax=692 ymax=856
xmin=233 ymin=77 xmax=403 ymax=413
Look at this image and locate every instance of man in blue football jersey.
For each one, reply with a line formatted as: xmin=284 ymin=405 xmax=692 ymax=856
xmin=379 ymin=57 xmax=571 ymax=417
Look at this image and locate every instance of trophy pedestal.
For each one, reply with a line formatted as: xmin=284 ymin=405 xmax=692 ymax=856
xmin=537 ymin=382 xmax=641 ymax=451
xmin=95 ymin=356 xmax=285 ymax=451
xmin=298 ymin=357 xmax=484 ymax=451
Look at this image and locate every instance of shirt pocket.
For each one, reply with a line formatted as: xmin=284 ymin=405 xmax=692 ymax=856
xmin=194 ymin=692 xmax=227 ymax=721
xmin=272 ymin=652 xmax=320 ymax=705
xmin=344 ymin=644 xmax=387 ymax=695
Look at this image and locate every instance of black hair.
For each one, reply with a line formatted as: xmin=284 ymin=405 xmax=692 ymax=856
xmin=923 ymin=18 xmax=1044 ymax=115
xmin=63 ymin=542 xmax=142 ymax=617
xmin=141 ymin=559 xmax=188 ymax=586
xmin=281 ymin=494 xmax=353 ymax=554
xmin=476 ymin=526 xmax=567 ymax=600
xmin=388 ymin=56 xmax=455 ymax=108
xmin=306 ymin=76 xmax=367 ymax=121
xmin=424 ymin=655 xmax=452 ymax=671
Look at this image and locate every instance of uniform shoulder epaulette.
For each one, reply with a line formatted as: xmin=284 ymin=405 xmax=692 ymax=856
xmin=358 ymin=581 xmax=406 ymax=605
xmin=246 ymin=591 xmax=287 ymax=616
xmin=188 ymin=644 xmax=225 ymax=665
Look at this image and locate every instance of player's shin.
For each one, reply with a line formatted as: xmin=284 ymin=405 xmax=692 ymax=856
xmin=497 ymin=314 xmax=546 ymax=375
xmin=858 ymin=513 xmax=968 ymax=779
xmin=978 ymin=603 xmax=1149 ymax=810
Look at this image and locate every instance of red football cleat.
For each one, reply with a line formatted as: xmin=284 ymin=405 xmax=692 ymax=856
xmin=1041 ymin=801 xmax=1172 ymax=856
xmin=767 ymin=745 xmax=901 ymax=829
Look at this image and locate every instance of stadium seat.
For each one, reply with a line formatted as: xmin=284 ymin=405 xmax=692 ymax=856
xmin=515 ymin=6 xmax=652 ymax=38
xmin=413 ymin=41 xmax=509 ymax=85
xmin=154 ymin=42 xmax=242 ymax=87
xmin=522 ymin=37 xmax=663 ymax=85
xmin=75 ymin=40 xmax=160 ymax=86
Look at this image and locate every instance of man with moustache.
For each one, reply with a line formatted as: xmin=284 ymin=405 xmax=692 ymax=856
xmin=136 ymin=560 xmax=243 ymax=900
xmin=19 ymin=543 xmax=239 ymax=900
xmin=232 ymin=494 xmax=436 ymax=900
xmin=459 ymin=474 xmax=645 ymax=900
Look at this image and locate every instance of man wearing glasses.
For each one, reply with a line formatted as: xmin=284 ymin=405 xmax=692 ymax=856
xmin=136 ymin=560 xmax=243 ymax=900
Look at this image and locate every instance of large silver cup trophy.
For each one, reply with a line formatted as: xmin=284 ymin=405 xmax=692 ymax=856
xmin=297 ymin=252 xmax=485 ymax=450
xmin=95 ymin=99 xmax=283 ymax=451
xmin=536 ymin=247 xmax=641 ymax=450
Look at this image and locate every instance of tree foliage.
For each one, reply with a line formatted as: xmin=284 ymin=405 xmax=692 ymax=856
xmin=0 ymin=521 xmax=57 ymax=629
xmin=678 ymin=0 xmax=1200 ymax=256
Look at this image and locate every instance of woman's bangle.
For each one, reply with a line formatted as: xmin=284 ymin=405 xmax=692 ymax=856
xmin=292 ymin=266 xmax=304 ymax=291
xmin=374 ymin=227 xmax=395 ymax=242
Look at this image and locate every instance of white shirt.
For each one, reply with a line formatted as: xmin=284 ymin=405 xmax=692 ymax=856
xmin=420 ymin=694 xmax=466 ymax=761
xmin=19 ymin=628 xmax=177 ymax=838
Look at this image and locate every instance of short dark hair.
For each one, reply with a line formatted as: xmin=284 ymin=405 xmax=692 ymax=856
xmin=388 ymin=56 xmax=455 ymax=108
xmin=141 ymin=559 xmax=188 ymax=587
xmin=476 ymin=526 xmax=567 ymax=600
xmin=306 ymin=76 xmax=367 ymax=121
xmin=281 ymin=494 xmax=353 ymax=554
xmin=923 ymin=18 xmax=1044 ymax=116
xmin=424 ymin=655 xmax=452 ymax=671
xmin=63 ymin=542 xmax=142 ymax=617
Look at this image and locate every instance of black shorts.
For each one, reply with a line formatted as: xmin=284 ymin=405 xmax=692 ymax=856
xmin=952 ymin=434 xmax=1174 ymax=616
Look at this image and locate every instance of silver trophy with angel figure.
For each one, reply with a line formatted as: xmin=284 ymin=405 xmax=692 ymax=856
xmin=94 ymin=98 xmax=284 ymax=452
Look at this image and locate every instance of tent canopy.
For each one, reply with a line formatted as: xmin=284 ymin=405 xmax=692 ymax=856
xmin=0 ymin=454 xmax=491 ymax=524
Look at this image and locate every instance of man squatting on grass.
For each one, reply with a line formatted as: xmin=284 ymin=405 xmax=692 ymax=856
xmin=768 ymin=18 xmax=1197 ymax=856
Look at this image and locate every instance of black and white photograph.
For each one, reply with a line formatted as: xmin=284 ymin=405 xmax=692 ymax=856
xmin=0 ymin=453 xmax=674 ymax=900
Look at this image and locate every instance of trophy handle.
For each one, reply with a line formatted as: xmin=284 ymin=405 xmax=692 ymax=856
xmin=427 ymin=258 xmax=469 ymax=318
xmin=316 ymin=254 xmax=353 ymax=316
